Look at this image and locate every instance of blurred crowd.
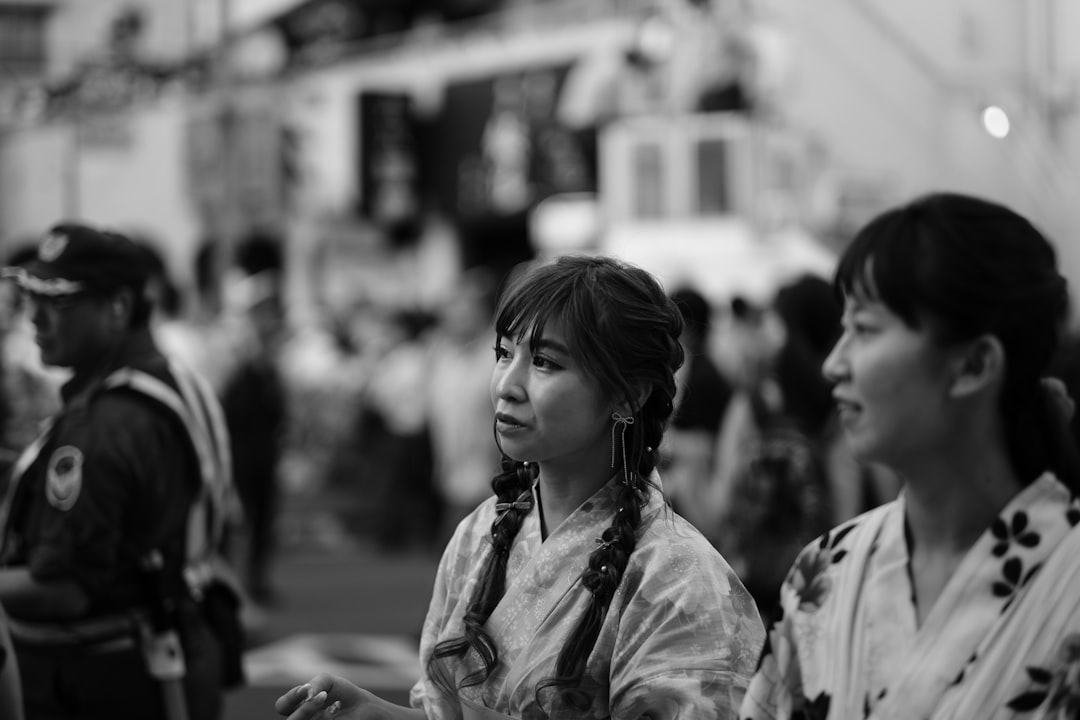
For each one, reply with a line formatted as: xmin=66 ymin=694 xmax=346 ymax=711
xmin=24 ymin=221 xmax=1080 ymax=638
xmin=5 ymin=221 xmax=1080 ymax=627
xmin=0 ymin=226 xmax=909 ymax=621
xmin=0 ymin=229 xmax=504 ymax=609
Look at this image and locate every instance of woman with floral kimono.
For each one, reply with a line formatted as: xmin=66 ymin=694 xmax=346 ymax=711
xmin=739 ymin=192 xmax=1080 ymax=720
xmin=277 ymin=255 xmax=764 ymax=719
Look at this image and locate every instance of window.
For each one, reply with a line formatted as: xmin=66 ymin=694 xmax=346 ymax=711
xmin=0 ymin=6 xmax=50 ymax=78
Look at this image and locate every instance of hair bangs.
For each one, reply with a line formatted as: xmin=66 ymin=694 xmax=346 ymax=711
xmin=835 ymin=207 xmax=925 ymax=328
xmin=495 ymin=265 xmax=586 ymax=365
xmin=493 ymin=260 xmax=619 ymax=397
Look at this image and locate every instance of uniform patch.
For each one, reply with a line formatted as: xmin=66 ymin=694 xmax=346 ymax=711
xmin=45 ymin=446 xmax=83 ymax=511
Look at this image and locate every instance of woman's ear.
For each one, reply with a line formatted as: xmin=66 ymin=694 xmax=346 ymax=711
xmin=612 ymin=388 xmax=649 ymax=421
xmin=950 ymin=335 xmax=1005 ymax=398
xmin=628 ymin=382 xmax=652 ymax=413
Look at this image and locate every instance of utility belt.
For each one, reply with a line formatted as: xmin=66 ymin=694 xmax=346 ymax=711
xmin=8 ymin=609 xmax=149 ymax=654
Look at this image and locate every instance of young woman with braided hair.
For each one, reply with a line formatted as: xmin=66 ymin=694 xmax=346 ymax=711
xmin=277 ymin=255 xmax=764 ymax=719
xmin=740 ymin=192 xmax=1080 ymax=720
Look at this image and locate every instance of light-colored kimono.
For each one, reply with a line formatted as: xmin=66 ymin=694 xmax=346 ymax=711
xmin=740 ymin=473 xmax=1080 ymax=720
xmin=409 ymin=475 xmax=765 ymax=719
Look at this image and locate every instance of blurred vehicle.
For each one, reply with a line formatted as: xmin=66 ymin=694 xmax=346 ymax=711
xmin=532 ymin=112 xmax=839 ymax=308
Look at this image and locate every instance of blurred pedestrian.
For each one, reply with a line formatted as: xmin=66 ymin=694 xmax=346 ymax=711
xmin=0 ymin=223 xmax=235 ymax=719
xmin=709 ymin=277 xmax=837 ymax=622
xmin=214 ymin=232 xmax=289 ymax=604
xmin=220 ymin=272 xmax=288 ymax=604
xmin=663 ymin=285 xmax=733 ymax=531
xmin=423 ymin=267 xmax=504 ymax=547
xmin=276 ymin=255 xmax=764 ymax=719
xmin=741 ymin=192 xmax=1080 ymax=719
xmin=0 ymin=243 xmax=62 ymax=495
xmin=363 ymin=308 xmax=440 ymax=553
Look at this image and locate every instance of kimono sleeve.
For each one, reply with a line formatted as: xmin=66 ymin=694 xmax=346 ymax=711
xmin=608 ymin=530 xmax=765 ymax=719
xmin=737 ymin=609 xmax=804 ymax=720
xmin=410 ymin=507 xmax=490 ymax=719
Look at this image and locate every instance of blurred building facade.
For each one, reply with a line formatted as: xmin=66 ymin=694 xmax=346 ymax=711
xmin=0 ymin=0 xmax=1078 ymax=312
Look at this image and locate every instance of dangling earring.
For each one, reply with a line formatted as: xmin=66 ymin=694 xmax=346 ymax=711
xmin=611 ymin=412 xmax=635 ymax=485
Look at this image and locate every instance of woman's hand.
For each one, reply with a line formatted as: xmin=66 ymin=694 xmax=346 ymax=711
xmin=275 ymin=675 xmax=426 ymax=720
xmin=275 ymin=674 xmax=367 ymax=719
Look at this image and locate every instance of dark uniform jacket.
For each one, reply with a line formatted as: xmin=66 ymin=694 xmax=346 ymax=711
xmin=0 ymin=336 xmax=198 ymax=616
xmin=0 ymin=331 xmax=234 ymax=719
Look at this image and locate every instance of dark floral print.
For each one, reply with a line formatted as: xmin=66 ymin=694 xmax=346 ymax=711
xmin=992 ymin=557 xmax=1042 ymax=601
xmin=794 ymin=691 xmax=830 ymax=720
xmin=787 ymin=523 xmax=856 ymax=613
xmin=991 ymin=511 xmax=1041 ymax=557
xmin=1006 ymin=633 xmax=1080 ymax=716
xmin=989 ymin=510 xmax=1047 ymax=613
xmin=789 ymin=549 xmax=831 ymax=613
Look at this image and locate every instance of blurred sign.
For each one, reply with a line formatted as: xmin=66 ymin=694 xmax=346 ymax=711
xmin=76 ymin=112 xmax=133 ymax=149
xmin=45 ymin=61 xmax=170 ymax=120
xmin=430 ymin=63 xmax=595 ymax=273
xmin=357 ymin=92 xmax=420 ymax=226
xmin=187 ymin=104 xmax=286 ymax=231
xmin=437 ymin=64 xmax=594 ymax=221
xmin=274 ymin=0 xmax=419 ymax=69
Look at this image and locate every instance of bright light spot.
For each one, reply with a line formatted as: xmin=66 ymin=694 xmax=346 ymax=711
xmin=982 ymin=105 xmax=1011 ymax=139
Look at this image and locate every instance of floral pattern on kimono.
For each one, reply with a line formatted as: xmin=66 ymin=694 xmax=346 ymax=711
xmin=739 ymin=473 xmax=1080 ymax=720
xmin=409 ymin=474 xmax=765 ymax=719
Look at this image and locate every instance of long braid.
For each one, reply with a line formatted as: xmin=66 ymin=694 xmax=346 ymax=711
xmin=428 ymin=455 xmax=536 ymax=691
xmin=537 ymin=389 xmax=673 ymax=710
xmin=442 ymin=253 xmax=684 ymax=713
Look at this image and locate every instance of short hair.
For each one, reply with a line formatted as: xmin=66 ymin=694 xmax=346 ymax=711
xmin=835 ymin=191 xmax=1076 ymax=488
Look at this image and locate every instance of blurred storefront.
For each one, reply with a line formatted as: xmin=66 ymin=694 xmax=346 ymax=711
xmin=2 ymin=0 xmax=1080 ymax=310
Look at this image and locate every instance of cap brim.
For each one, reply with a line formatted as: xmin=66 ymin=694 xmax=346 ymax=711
xmin=2 ymin=265 xmax=86 ymax=296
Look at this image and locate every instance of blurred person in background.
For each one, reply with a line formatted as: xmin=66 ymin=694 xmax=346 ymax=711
xmin=0 ymin=244 xmax=62 ymax=495
xmin=0 ymin=223 xmax=234 ymax=719
xmin=424 ymin=266 xmax=504 ymax=548
xmin=741 ymin=192 xmax=1080 ymax=719
xmin=769 ymin=274 xmax=901 ymax=526
xmin=155 ymin=238 xmax=250 ymax=396
xmin=363 ymin=307 xmax=440 ymax=554
xmin=663 ymin=285 xmax=733 ymax=531
xmin=708 ymin=277 xmax=837 ymax=622
xmin=132 ymin=237 xmax=185 ymax=347
xmin=276 ymin=255 xmax=763 ymax=719
xmin=219 ymin=234 xmax=289 ymax=606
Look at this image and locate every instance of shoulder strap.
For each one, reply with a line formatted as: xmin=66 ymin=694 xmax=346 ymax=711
xmin=0 ymin=418 xmax=56 ymax=557
xmin=102 ymin=360 xmax=234 ymax=594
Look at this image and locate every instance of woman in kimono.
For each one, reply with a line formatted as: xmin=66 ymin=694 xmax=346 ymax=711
xmin=739 ymin=192 xmax=1080 ymax=720
xmin=277 ymin=255 xmax=765 ymax=719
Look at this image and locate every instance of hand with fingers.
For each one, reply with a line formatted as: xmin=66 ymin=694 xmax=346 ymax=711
xmin=275 ymin=675 xmax=365 ymax=719
xmin=275 ymin=674 xmax=426 ymax=720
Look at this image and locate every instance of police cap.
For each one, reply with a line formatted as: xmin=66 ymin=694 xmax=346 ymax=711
xmin=4 ymin=222 xmax=150 ymax=297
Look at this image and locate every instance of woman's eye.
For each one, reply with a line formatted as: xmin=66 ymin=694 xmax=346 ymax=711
xmin=493 ymin=344 xmax=510 ymax=360
xmin=532 ymin=355 xmax=559 ymax=370
xmin=850 ymin=321 xmax=876 ymax=337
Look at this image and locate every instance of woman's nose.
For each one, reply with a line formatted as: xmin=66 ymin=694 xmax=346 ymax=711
xmin=821 ymin=335 xmax=848 ymax=384
xmin=493 ymin=357 xmax=526 ymax=401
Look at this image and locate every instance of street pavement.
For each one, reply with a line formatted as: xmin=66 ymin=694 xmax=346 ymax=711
xmin=222 ymin=538 xmax=440 ymax=719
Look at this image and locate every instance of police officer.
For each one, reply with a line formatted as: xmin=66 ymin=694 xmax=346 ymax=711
xmin=0 ymin=223 xmax=232 ymax=719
